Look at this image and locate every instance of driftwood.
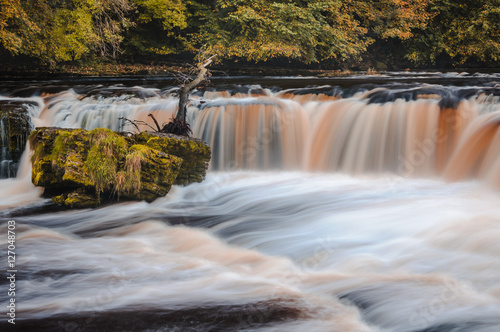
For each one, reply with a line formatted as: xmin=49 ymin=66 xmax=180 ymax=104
xmin=119 ymin=117 xmax=157 ymax=133
xmin=176 ymin=54 xmax=216 ymax=122
xmin=119 ymin=53 xmax=216 ymax=137
xmin=148 ymin=113 xmax=161 ymax=132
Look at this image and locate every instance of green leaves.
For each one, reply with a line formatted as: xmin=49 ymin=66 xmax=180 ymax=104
xmin=1 ymin=0 xmax=499 ymax=68
xmin=0 ymin=0 xmax=40 ymax=55
xmin=133 ymin=0 xmax=186 ymax=30
xmin=194 ymin=0 xmax=367 ymax=63
xmin=404 ymin=0 xmax=500 ymax=64
xmin=52 ymin=8 xmax=94 ymax=61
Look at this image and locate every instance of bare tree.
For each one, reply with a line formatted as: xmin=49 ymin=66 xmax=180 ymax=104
xmin=176 ymin=53 xmax=217 ymax=122
xmin=119 ymin=51 xmax=216 ymax=136
xmin=158 ymin=51 xmax=216 ymax=136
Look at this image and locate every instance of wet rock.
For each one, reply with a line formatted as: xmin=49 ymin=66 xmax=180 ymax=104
xmin=11 ymin=85 xmax=73 ymax=98
xmin=135 ymin=131 xmax=211 ymax=185
xmin=0 ymin=100 xmax=34 ymax=178
xmin=119 ymin=144 xmax=183 ymax=202
xmin=52 ymin=188 xmax=99 ymax=209
xmin=85 ymin=85 xmax=161 ymax=99
xmin=29 ymin=127 xmax=210 ymax=208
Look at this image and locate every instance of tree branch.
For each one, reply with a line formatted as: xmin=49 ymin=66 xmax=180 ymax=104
xmin=119 ymin=117 xmax=157 ymax=133
xmin=176 ymin=54 xmax=216 ymax=121
xmin=148 ymin=113 xmax=161 ymax=132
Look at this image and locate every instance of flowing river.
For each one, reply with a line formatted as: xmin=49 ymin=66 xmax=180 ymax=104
xmin=1 ymin=72 xmax=500 ymax=331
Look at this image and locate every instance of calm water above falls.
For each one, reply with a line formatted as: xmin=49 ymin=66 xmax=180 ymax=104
xmin=1 ymin=73 xmax=500 ymax=331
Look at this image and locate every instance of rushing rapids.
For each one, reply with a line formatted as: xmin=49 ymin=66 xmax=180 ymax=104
xmin=1 ymin=72 xmax=500 ymax=331
xmin=4 ymin=75 xmax=500 ymax=184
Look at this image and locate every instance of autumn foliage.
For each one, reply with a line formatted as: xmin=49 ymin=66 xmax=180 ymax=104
xmin=1 ymin=0 xmax=499 ymax=69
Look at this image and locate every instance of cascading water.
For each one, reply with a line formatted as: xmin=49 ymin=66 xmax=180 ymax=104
xmin=0 ymin=118 xmax=10 ymax=177
xmin=192 ymin=84 xmax=500 ymax=188
xmin=193 ymin=98 xmax=308 ymax=170
xmin=0 ymin=100 xmax=39 ymax=178
xmin=1 ymin=73 xmax=500 ymax=332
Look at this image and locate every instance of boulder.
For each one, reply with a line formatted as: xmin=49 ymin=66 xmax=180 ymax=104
xmin=0 ymin=100 xmax=34 ymax=178
xmin=135 ymin=131 xmax=211 ymax=185
xmin=29 ymin=127 xmax=211 ymax=208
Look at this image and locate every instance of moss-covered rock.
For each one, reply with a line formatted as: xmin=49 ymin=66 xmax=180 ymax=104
xmin=135 ymin=131 xmax=211 ymax=185
xmin=52 ymin=188 xmax=99 ymax=209
xmin=120 ymin=144 xmax=183 ymax=202
xmin=30 ymin=128 xmax=89 ymax=188
xmin=29 ymin=127 xmax=210 ymax=208
xmin=0 ymin=100 xmax=34 ymax=178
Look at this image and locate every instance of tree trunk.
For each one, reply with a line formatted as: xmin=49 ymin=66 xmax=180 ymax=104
xmin=176 ymin=55 xmax=216 ymax=121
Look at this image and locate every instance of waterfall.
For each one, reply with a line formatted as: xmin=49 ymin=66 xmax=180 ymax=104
xmin=0 ymin=142 xmax=44 ymax=211
xmin=190 ymin=88 xmax=500 ymax=186
xmin=2 ymin=77 xmax=500 ymax=332
xmin=2 ymin=83 xmax=500 ymax=186
xmin=38 ymin=90 xmax=178 ymax=130
xmin=0 ymin=100 xmax=39 ymax=178
xmin=1 ymin=117 xmax=10 ymax=177
xmin=193 ymin=98 xmax=308 ymax=170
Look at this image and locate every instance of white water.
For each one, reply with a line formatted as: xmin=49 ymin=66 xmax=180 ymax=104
xmin=3 ymin=172 xmax=500 ymax=331
xmin=0 ymin=145 xmax=44 ymax=210
xmin=18 ymin=83 xmax=500 ymax=184
xmin=1 ymin=77 xmax=500 ymax=331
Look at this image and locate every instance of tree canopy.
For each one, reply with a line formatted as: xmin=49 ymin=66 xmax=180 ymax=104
xmin=192 ymin=0 xmax=367 ymax=63
xmin=405 ymin=0 xmax=500 ymax=64
xmin=0 ymin=0 xmax=499 ymax=69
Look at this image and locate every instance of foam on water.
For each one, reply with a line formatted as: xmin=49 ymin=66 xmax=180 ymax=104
xmin=1 ymin=77 xmax=500 ymax=330
xmin=2 ymin=172 xmax=500 ymax=331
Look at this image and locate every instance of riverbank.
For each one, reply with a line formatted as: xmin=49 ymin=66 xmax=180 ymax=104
xmin=0 ymin=57 xmax=413 ymax=80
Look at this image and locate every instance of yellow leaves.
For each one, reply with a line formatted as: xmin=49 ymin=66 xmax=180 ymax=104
xmin=50 ymin=7 xmax=100 ymax=61
xmin=3 ymin=0 xmax=499 ymax=68
xmin=132 ymin=0 xmax=187 ymax=30
xmin=0 ymin=0 xmax=42 ymax=56
xmin=195 ymin=0 xmax=371 ymax=63
xmin=148 ymin=46 xmax=175 ymax=55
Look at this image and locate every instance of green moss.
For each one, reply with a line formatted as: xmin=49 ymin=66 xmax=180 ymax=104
xmin=32 ymin=167 xmax=43 ymax=185
xmin=51 ymin=131 xmax=72 ymax=156
xmin=52 ymin=189 xmax=98 ymax=208
xmin=52 ymin=194 xmax=65 ymax=205
xmin=30 ymin=129 xmax=50 ymax=165
xmin=85 ymin=129 xmax=127 ymax=201
xmin=50 ymin=131 xmax=72 ymax=167
xmin=32 ymin=142 xmax=45 ymax=164
xmin=118 ymin=144 xmax=184 ymax=202
xmin=135 ymin=132 xmax=210 ymax=185
xmin=30 ymin=127 xmax=210 ymax=208
xmin=114 ymin=144 xmax=145 ymax=197
xmin=129 ymin=143 xmax=153 ymax=155
xmin=61 ymin=153 xmax=90 ymax=186
xmin=88 ymin=128 xmax=127 ymax=159
xmin=30 ymin=128 xmax=90 ymax=187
